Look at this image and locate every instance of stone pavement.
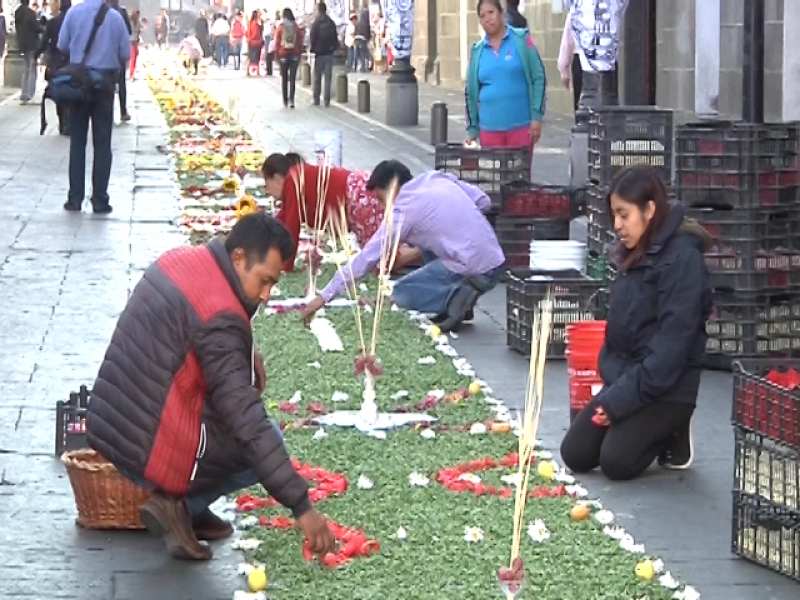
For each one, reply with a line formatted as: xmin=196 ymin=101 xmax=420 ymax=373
xmin=0 ymin=80 xmax=243 ymax=599
xmin=195 ymin=67 xmax=799 ymax=600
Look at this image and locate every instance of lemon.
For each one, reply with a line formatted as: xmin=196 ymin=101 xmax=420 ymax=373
xmin=635 ymin=559 xmax=655 ymax=580
xmin=468 ymin=381 xmax=482 ymax=395
xmin=537 ymin=460 xmax=555 ymax=481
xmin=248 ymin=568 xmax=268 ymax=592
xmin=429 ymin=325 xmax=441 ymax=338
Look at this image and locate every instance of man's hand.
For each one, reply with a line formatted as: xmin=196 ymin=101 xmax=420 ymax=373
xmin=253 ymin=349 xmax=266 ymax=393
xmin=464 ymin=136 xmax=478 ymax=148
xmin=300 ymin=294 xmax=325 ymax=326
xmin=296 ymin=508 xmax=336 ymax=561
xmin=560 ymin=73 xmax=571 ymax=89
xmin=530 ymin=121 xmax=542 ymax=147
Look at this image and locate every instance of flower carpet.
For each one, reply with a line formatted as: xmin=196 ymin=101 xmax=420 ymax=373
xmin=144 ymin=55 xmax=700 ymax=600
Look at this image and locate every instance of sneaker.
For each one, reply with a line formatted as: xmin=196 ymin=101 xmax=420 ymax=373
xmin=658 ymin=414 xmax=694 ymax=470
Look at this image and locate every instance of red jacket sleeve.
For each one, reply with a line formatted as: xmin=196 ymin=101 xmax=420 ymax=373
xmin=275 ymin=178 xmax=301 ymax=272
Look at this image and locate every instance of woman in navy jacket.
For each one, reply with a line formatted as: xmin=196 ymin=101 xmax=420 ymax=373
xmin=560 ymin=165 xmax=713 ymax=481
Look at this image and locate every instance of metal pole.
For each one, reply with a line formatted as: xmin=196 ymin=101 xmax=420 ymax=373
xmin=742 ymin=0 xmax=765 ymax=123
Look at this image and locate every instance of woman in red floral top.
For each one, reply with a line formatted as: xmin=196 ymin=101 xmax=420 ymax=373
xmin=263 ymin=153 xmax=385 ymax=272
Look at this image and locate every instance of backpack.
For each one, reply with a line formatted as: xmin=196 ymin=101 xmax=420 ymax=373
xmin=316 ymin=16 xmax=338 ymax=54
xmin=282 ymin=21 xmax=297 ymax=49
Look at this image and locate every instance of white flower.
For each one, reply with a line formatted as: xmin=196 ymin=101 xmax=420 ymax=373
xmin=272 ymin=287 xmax=282 ymax=296
xmin=357 ymin=475 xmax=374 ymax=489
xmin=493 ymin=407 xmax=512 ymax=422
xmin=309 ymin=317 xmax=344 ymax=352
xmin=420 ymin=428 xmax=436 ymax=439
xmin=652 ymin=559 xmax=665 ymax=574
xmin=469 ymin=422 xmax=487 ymax=435
xmin=554 ymin=470 xmax=576 ymax=484
xmin=232 ymin=538 xmax=262 ymax=551
xmin=390 ymin=303 xmax=399 ymax=312
xmin=484 ymin=396 xmax=503 ymax=406
xmin=359 ymin=283 xmax=369 ymax=291
xmin=288 ymin=391 xmax=302 ymax=404
xmin=233 ymin=591 xmax=267 ymax=600
xmin=434 ymin=334 xmax=449 ymax=345
xmin=458 ymin=473 xmax=482 ymax=485
xmin=659 ymin=571 xmax=680 ymax=589
xmin=603 ymin=525 xmax=627 ymax=540
xmin=418 ymin=355 xmax=436 ymax=365
xmin=409 ymin=472 xmax=430 ymax=486
xmin=331 ymin=391 xmax=349 ymax=402
xmin=453 ymin=357 xmax=472 ymax=371
xmin=391 ymin=390 xmax=409 ymax=400
xmin=457 ymin=367 xmax=476 ymax=377
xmin=619 ymin=534 xmax=644 ymax=553
xmin=428 ymin=389 xmax=445 ymax=400
xmin=565 ymin=484 xmax=588 ymax=498
xmin=312 ymin=428 xmax=327 ymax=440
xmin=436 ymin=343 xmax=458 ymax=356
xmin=464 ymin=526 xmax=484 ymax=543
xmin=362 ymin=304 xmax=373 ymax=313
xmin=307 ymin=361 xmax=321 ymax=369
xmin=501 ymin=473 xmax=521 ymax=486
xmin=237 ymin=516 xmax=259 ymax=529
xmin=674 ymin=586 xmax=700 ymax=600
xmin=367 ymin=429 xmax=387 ymax=440
xmin=527 ymin=519 xmax=550 ymax=542
xmin=594 ymin=509 xmax=615 ymax=525
xmin=396 ymin=526 xmax=407 ymax=540
xmin=237 ymin=562 xmax=254 ymax=575
xmin=532 ymin=449 xmax=553 ymax=460
xmin=262 ymin=308 xmax=277 ymax=316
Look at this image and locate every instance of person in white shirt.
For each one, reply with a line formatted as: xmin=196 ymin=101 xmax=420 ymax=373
xmin=211 ymin=13 xmax=230 ymax=66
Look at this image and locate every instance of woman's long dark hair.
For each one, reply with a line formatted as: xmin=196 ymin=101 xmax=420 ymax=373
xmin=605 ymin=165 xmax=670 ymax=271
xmin=262 ymin=152 xmax=304 ymax=179
xmin=282 ymin=7 xmax=295 ymax=21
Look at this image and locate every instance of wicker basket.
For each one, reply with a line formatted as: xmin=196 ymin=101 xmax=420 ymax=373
xmin=62 ymin=449 xmax=150 ymax=530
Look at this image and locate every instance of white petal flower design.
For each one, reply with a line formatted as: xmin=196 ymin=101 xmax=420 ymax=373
xmin=396 ymin=526 xmax=407 ymax=540
xmin=436 ymin=344 xmax=458 ymax=357
xmin=565 ymin=484 xmax=588 ymax=498
xmin=237 ymin=516 xmax=259 ymax=529
xmin=659 ymin=571 xmax=680 ymax=589
xmin=418 ymin=356 xmax=436 ymax=365
xmin=409 ymin=472 xmax=430 ymax=487
xmin=307 ymin=361 xmax=322 ymax=369
xmin=619 ymin=534 xmax=644 ymax=553
xmin=594 ymin=509 xmax=615 ymax=525
xmin=420 ymin=428 xmax=436 ymax=439
xmin=458 ymin=473 xmax=482 ymax=485
xmin=357 ymin=475 xmax=374 ymax=489
xmin=391 ymin=390 xmax=410 ymax=400
xmin=233 ymin=591 xmax=267 ymax=600
xmin=527 ymin=519 xmax=550 ymax=542
xmin=603 ymin=525 xmax=627 ymax=540
xmin=484 ymin=396 xmax=503 ymax=406
xmin=533 ymin=449 xmax=554 ymax=460
xmin=469 ymin=422 xmax=488 ymax=435
xmin=673 ymin=586 xmax=700 ymax=600
xmin=312 ymin=428 xmax=327 ymax=440
xmin=288 ymin=391 xmax=302 ymax=404
xmin=501 ymin=472 xmax=522 ymax=486
xmin=464 ymin=526 xmax=484 ymax=543
xmin=652 ymin=559 xmax=665 ymax=574
xmin=554 ymin=470 xmax=576 ymax=484
xmin=232 ymin=538 xmax=262 ymax=551
xmin=237 ymin=562 xmax=254 ymax=575
xmin=428 ymin=389 xmax=445 ymax=400
xmin=309 ymin=317 xmax=344 ymax=352
xmin=331 ymin=391 xmax=349 ymax=403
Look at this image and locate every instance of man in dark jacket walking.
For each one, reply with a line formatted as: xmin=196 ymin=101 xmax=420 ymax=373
xmin=87 ymin=214 xmax=336 ymax=561
xmin=195 ymin=9 xmax=209 ymax=57
xmin=15 ymin=0 xmax=42 ymax=103
xmin=310 ymin=1 xmax=338 ymax=107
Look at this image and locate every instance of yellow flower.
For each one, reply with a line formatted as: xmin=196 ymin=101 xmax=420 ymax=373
xmin=222 ymin=177 xmax=239 ymax=194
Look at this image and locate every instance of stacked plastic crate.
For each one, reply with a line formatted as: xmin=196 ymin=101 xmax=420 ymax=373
xmin=586 ymin=107 xmax=675 ymax=286
xmin=675 ymin=122 xmax=800 ymax=370
xmin=731 ymin=360 xmax=800 ymax=582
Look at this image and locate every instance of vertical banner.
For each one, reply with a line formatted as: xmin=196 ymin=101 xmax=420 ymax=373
xmin=382 ymin=0 xmax=414 ymax=60
xmin=569 ymin=0 xmax=628 ymax=72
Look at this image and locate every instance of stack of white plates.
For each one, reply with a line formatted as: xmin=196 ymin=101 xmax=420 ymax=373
xmin=529 ymin=240 xmax=586 ymax=274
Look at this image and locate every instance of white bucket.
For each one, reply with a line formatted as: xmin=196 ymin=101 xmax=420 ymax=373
xmin=314 ymin=130 xmax=343 ymax=167
xmin=529 ymin=240 xmax=586 ymax=274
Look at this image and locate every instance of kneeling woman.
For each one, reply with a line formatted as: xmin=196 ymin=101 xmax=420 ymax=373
xmin=560 ymin=165 xmax=712 ymax=481
xmin=263 ymin=153 xmax=420 ymax=272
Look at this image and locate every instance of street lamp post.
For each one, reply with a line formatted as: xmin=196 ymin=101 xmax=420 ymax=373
xmin=742 ymin=0 xmax=764 ymax=123
xmin=383 ymin=0 xmax=418 ymax=126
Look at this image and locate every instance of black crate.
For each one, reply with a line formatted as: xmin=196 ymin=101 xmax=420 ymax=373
xmin=586 ymin=206 xmax=615 ymax=257
xmin=500 ymin=181 xmax=577 ymax=219
xmin=734 ymin=428 xmax=800 ymax=511
xmin=732 ymin=492 xmax=800 ymax=583
xmin=55 ymin=385 xmax=91 ymax=457
xmin=496 ymin=216 xmax=571 ymax=268
xmin=733 ymin=360 xmax=800 ymax=451
xmin=676 ymin=121 xmax=800 ymax=209
xmin=506 ymin=270 xmax=606 ymax=358
xmin=586 ymin=249 xmax=617 ymax=285
xmin=588 ymin=107 xmax=673 ymax=186
xmin=434 ymin=144 xmax=532 ymax=209
xmin=688 ymin=206 xmax=800 ymax=250
xmin=705 ymin=289 xmax=800 ymax=360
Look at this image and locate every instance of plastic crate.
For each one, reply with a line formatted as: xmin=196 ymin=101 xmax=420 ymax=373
xmin=731 ymin=492 xmax=800 ymax=582
xmin=586 ymin=250 xmax=617 ymax=285
xmin=500 ymin=182 xmax=577 ymax=219
xmin=496 ymin=216 xmax=571 ymax=268
xmin=705 ymin=289 xmax=800 ymax=359
xmin=55 ymin=385 xmax=91 ymax=457
xmin=675 ymin=121 xmax=800 ymax=209
xmin=733 ymin=360 xmax=800 ymax=451
xmin=506 ymin=270 xmax=607 ymax=358
xmin=434 ymin=144 xmax=532 ymax=209
xmin=734 ymin=429 xmax=800 ymax=514
xmin=588 ymin=107 xmax=673 ymax=186
xmin=586 ymin=206 xmax=616 ymax=257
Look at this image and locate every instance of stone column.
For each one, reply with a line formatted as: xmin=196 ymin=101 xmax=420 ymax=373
xmin=782 ymin=0 xmax=800 ymax=121
xmin=384 ymin=0 xmax=419 ymax=126
xmin=694 ymin=0 xmax=720 ymax=117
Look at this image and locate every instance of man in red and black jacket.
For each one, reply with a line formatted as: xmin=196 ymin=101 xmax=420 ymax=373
xmin=86 ymin=213 xmax=335 ymax=561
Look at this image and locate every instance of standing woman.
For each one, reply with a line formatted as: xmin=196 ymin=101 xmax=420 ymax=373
xmin=246 ymin=10 xmax=262 ymax=76
xmin=262 ymin=152 xmax=384 ymax=272
xmin=129 ymin=10 xmax=142 ymax=80
xmin=465 ymin=0 xmax=546 ymax=149
xmin=35 ymin=0 xmax=70 ymax=135
xmin=275 ymin=8 xmax=303 ymax=109
xmin=557 ymin=11 xmax=582 ymax=119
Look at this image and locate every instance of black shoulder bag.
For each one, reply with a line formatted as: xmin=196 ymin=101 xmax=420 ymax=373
xmin=49 ymin=4 xmax=110 ymax=104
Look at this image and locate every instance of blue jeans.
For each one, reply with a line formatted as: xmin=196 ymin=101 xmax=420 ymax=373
xmin=215 ymin=37 xmax=229 ymax=66
xmin=392 ymin=251 xmax=500 ymax=314
xmin=346 ymin=46 xmax=355 ymax=70
xmin=230 ymin=42 xmax=242 ymax=69
xmin=67 ymin=87 xmax=115 ymax=208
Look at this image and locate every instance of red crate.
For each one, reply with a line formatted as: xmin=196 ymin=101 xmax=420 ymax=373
xmin=500 ymin=182 xmax=575 ymax=219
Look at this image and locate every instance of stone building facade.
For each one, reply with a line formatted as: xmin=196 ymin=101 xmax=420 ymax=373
xmin=412 ymin=0 xmax=796 ymax=123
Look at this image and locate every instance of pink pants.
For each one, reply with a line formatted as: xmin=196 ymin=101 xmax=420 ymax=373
xmin=479 ymin=125 xmax=532 ymax=148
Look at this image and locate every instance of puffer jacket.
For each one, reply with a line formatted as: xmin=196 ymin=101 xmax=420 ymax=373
xmin=87 ymin=239 xmax=312 ymax=518
xmin=595 ymin=203 xmax=714 ymax=424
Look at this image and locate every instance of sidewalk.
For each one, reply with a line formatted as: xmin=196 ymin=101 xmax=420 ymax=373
xmin=0 ymin=81 xmax=242 ymax=600
xmin=194 ymin=67 xmax=799 ymax=600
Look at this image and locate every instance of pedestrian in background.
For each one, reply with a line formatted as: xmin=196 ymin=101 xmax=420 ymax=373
xmin=57 ymin=0 xmax=130 ymax=213
xmin=275 ymin=7 xmax=303 ymax=109
xmin=15 ymin=0 xmax=43 ymax=104
xmin=344 ymin=12 xmax=356 ymax=71
xmin=309 ymin=1 xmax=337 ymax=107
xmin=229 ymin=9 xmax=244 ymax=70
xmin=195 ymin=9 xmax=209 ymax=57
xmin=108 ymin=0 xmax=132 ymax=122
xmin=262 ymin=12 xmax=274 ymax=76
xmin=353 ymin=8 xmax=370 ymax=72
xmin=129 ymin=9 xmax=142 ymax=79
xmin=0 ymin=7 xmax=7 ymax=61
xmin=36 ymin=0 xmax=71 ymax=135
xmin=245 ymin=10 xmax=262 ymax=76
xmin=211 ymin=12 xmax=230 ymax=67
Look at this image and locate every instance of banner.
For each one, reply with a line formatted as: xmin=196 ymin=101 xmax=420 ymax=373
xmin=569 ymin=0 xmax=628 ymax=72
xmin=382 ymin=0 xmax=414 ymax=61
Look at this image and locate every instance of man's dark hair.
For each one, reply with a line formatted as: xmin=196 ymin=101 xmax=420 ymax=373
xmin=507 ymin=0 xmax=519 ymax=8
xmin=285 ymin=152 xmax=304 ymax=166
xmin=317 ymin=1 xmax=327 ymax=14
xmin=224 ymin=213 xmax=295 ymax=265
xmin=262 ymin=153 xmax=293 ymax=179
xmin=366 ymin=160 xmax=414 ymax=192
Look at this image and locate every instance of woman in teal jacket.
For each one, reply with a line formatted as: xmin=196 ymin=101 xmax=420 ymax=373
xmin=465 ymin=0 xmax=546 ymax=148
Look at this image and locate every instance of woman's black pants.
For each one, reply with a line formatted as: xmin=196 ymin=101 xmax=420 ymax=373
xmin=280 ymin=56 xmax=299 ymax=105
xmin=560 ymin=396 xmax=694 ymax=481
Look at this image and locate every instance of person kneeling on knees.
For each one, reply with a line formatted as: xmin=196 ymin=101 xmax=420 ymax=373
xmin=559 ymin=165 xmax=713 ymax=481
xmin=300 ymin=160 xmax=505 ymax=331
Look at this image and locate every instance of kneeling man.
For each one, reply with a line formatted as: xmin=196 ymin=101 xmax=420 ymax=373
xmin=87 ymin=213 xmax=335 ymax=561
xmin=301 ymin=160 xmax=505 ymax=330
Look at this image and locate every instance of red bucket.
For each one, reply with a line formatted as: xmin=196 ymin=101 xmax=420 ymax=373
xmin=565 ymin=321 xmax=606 ymax=422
